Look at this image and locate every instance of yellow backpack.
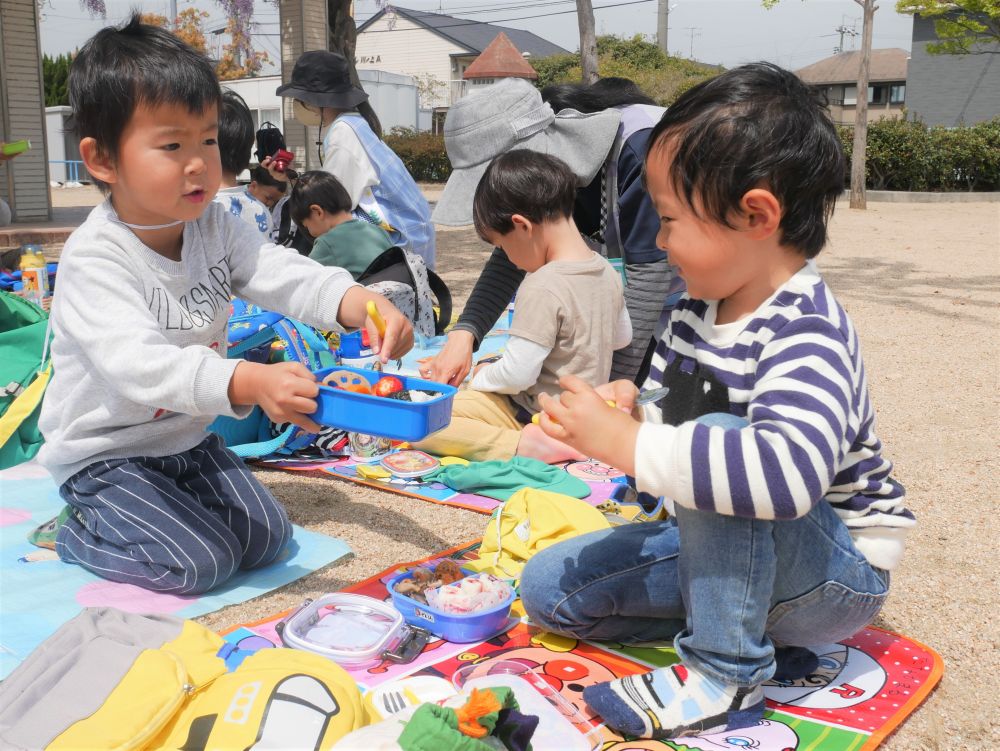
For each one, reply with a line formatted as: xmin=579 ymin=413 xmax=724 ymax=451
xmin=465 ymin=488 xmax=611 ymax=582
xmin=0 ymin=608 xmax=367 ymax=750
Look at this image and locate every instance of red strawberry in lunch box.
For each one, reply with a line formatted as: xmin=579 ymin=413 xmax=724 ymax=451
xmin=373 ymin=376 xmax=405 ymax=397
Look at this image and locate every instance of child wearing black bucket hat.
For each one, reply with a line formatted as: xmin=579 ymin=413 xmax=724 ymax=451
xmin=277 ymin=51 xmax=436 ymax=269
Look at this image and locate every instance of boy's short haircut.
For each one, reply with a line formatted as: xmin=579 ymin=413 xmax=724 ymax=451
xmin=250 ymin=165 xmax=287 ymax=192
xmin=68 ymin=14 xmax=221 ymax=192
xmin=219 ymin=90 xmax=255 ymax=177
xmin=472 ymin=150 xmax=577 ymax=240
xmin=646 ymin=62 xmax=845 ymax=258
xmin=288 ymin=170 xmax=352 ymax=225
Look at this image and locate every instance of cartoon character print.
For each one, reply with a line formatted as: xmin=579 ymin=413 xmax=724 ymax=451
xmin=600 ymin=719 xmax=800 ymax=751
xmin=425 ymin=623 xmax=645 ymax=724
xmin=564 ymin=459 xmax=626 ymax=482
xmin=759 ymin=629 xmax=937 ymax=737
xmin=764 ymin=645 xmax=885 ymax=709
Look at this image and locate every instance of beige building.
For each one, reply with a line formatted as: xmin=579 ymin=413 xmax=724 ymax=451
xmin=355 ymin=6 xmax=566 ymax=119
xmin=797 ymin=49 xmax=908 ymax=127
xmin=0 ymin=0 xmax=51 ymax=223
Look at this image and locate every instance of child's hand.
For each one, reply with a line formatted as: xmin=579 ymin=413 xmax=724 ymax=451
xmin=365 ymin=302 xmax=414 ymax=363
xmin=595 ymin=379 xmax=641 ymax=416
xmin=338 ymin=288 xmax=414 ymax=362
xmin=229 ymin=361 xmax=323 ymax=433
xmin=537 ymin=375 xmax=639 ymax=474
xmin=419 ymin=329 xmax=475 ymax=386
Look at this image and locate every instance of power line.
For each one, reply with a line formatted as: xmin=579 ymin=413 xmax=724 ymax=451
xmin=356 ymin=0 xmax=656 ymax=33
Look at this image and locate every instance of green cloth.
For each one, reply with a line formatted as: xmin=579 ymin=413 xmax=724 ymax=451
xmin=398 ymin=687 xmax=531 ymax=751
xmin=427 ymin=457 xmax=590 ymax=501
xmin=308 ymin=219 xmax=393 ymax=280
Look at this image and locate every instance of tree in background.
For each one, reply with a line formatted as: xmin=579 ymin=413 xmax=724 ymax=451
xmin=77 ymin=0 xmax=267 ymax=79
xmin=139 ymin=10 xmax=210 ymax=55
xmin=533 ymin=35 xmax=721 ymax=105
xmin=765 ymin=0 xmax=875 ymax=209
xmin=43 ymin=53 xmax=72 ymax=107
xmin=896 ymin=0 xmax=1000 ymax=54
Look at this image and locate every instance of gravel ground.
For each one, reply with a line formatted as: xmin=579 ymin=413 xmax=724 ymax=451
xmin=44 ymin=188 xmax=1000 ymax=748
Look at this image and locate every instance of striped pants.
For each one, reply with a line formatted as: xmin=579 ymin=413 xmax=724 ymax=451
xmin=55 ymin=433 xmax=292 ymax=595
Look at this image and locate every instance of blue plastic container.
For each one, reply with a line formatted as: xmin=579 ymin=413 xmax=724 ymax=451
xmin=386 ymin=569 xmax=515 ymax=643
xmin=312 ymin=365 xmax=457 ymax=441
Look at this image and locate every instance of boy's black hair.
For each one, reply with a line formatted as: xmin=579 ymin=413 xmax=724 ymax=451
xmin=472 ymin=150 xmax=578 ymax=239
xmin=542 ymin=77 xmax=656 ymax=114
xmin=68 ymin=13 xmax=221 ymax=191
xmin=646 ymin=62 xmax=845 ymax=258
xmin=250 ymin=165 xmax=287 ymax=192
xmin=288 ymin=170 xmax=352 ymax=225
xmin=219 ymin=90 xmax=255 ymax=177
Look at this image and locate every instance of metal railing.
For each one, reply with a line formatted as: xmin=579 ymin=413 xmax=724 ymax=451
xmin=49 ymin=160 xmax=86 ymax=183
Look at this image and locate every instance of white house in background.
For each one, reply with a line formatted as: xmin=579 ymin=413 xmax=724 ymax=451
xmin=355 ymin=6 xmax=567 ymax=125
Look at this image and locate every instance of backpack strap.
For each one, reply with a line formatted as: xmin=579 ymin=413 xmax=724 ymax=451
xmin=427 ymin=269 xmax=452 ymax=336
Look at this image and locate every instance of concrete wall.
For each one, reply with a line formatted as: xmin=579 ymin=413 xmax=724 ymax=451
xmin=907 ymin=14 xmax=1000 ymax=127
xmin=358 ymin=69 xmax=419 ymax=133
xmin=0 ymin=0 xmax=51 ymax=221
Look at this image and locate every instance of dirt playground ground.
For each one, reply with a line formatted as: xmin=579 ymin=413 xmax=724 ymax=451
xmin=44 ymin=188 xmax=1000 ymax=748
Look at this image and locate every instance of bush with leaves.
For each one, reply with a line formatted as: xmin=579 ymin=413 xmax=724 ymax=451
xmin=384 ymin=128 xmax=452 ymax=183
xmin=531 ymin=34 xmax=721 ymax=107
xmin=837 ymin=117 xmax=1000 ymax=191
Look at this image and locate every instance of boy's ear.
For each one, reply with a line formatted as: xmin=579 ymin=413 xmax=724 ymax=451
xmin=740 ymin=188 xmax=781 ymax=239
xmin=79 ymin=137 xmax=117 ymax=185
xmin=510 ymin=214 xmax=533 ymax=234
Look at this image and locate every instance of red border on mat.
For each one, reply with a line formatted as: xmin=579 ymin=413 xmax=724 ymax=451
xmin=858 ymin=625 xmax=943 ymax=750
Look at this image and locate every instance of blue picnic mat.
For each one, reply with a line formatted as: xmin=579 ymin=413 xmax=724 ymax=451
xmin=0 ymin=461 xmax=353 ymax=680
xmin=382 ymin=328 xmax=510 ymax=378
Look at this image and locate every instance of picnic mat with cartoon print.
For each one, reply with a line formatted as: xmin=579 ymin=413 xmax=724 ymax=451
xmin=258 ymin=454 xmax=631 ymax=514
xmin=0 ymin=461 xmax=353 ymax=680
xmin=221 ymin=541 xmax=942 ymax=751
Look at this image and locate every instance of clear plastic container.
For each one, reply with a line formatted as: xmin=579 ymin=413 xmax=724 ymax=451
xmin=277 ymin=593 xmax=430 ymax=668
xmin=453 ymin=660 xmax=603 ymax=751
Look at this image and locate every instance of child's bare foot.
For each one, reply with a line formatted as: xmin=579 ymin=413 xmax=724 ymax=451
xmin=516 ymin=423 xmax=587 ymax=464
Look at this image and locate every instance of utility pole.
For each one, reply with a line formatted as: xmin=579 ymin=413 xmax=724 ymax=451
xmin=684 ymin=26 xmax=701 ymax=59
xmin=849 ymin=0 xmax=876 ymax=209
xmin=657 ymin=0 xmax=677 ymax=56
xmin=834 ymin=22 xmax=858 ymax=54
xmin=576 ymin=0 xmax=599 ymax=83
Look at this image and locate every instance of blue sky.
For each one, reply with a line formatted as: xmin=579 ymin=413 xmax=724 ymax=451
xmin=40 ymin=0 xmax=916 ymax=73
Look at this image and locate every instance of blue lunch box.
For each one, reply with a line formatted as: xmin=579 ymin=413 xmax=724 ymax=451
xmin=311 ymin=365 xmax=457 ymax=442
xmin=386 ymin=568 xmax=516 ymax=643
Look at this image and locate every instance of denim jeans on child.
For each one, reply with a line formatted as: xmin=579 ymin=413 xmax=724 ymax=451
xmin=519 ymin=413 xmax=890 ymax=688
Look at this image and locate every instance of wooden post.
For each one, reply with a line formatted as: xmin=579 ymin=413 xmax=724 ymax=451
xmin=849 ymin=0 xmax=877 ymax=210
xmin=576 ymin=0 xmax=599 ymax=84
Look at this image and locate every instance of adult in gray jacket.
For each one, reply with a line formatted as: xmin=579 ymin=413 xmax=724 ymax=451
xmin=423 ymin=78 xmax=682 ymax=387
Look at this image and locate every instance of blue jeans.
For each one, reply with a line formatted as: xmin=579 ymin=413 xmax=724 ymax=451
xmin=520 ymin=414 xmax=889 ymax=687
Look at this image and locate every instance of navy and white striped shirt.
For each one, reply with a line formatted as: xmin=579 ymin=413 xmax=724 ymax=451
xmin=636 ymin=262 xmax=914 ymax=570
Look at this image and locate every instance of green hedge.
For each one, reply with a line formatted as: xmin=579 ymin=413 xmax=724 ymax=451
xmin=384 ymin=127 xmax=452 ymax=182
xmin=838 ymin=117 xmax=1000 ymax=192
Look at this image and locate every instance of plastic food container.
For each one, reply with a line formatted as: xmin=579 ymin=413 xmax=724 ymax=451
xmin=312 ymin=366 xmax=457 ymax=441
xmin=453 ymin=661 xmax=602 ymax=750
xmin=387 ymin=568 xmax=516 ymax=643
xmin=277 ymin=593 xmax=430 ymax=667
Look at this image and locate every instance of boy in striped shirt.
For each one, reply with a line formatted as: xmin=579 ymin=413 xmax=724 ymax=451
xmin=521 ymin=62 xmax=915 ymax=741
